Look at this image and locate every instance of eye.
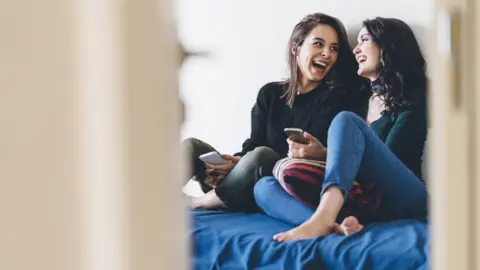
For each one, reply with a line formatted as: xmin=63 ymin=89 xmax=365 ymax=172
xmin=331 ymin=45 xmax=339 ymax=52
xmin=360 ymin=36 xmax=371 ymax=43
xmin=313 ymin=41 xmax=324 ymax=47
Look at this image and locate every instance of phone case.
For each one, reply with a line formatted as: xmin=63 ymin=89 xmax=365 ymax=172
xmin=285 ymin=128 xmax=308 ymax=144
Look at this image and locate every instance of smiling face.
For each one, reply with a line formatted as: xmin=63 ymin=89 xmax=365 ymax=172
xmin=353 ymin=27 xmax=381 ymax=81
xmin=292 ymin=24 xmax=339 ymax=90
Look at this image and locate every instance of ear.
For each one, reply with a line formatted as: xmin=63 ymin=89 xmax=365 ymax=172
xmin=291 ymin=43 xmax=298 ymax=56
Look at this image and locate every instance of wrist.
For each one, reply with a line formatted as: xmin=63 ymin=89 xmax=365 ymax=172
xmin=313 ymin=147 xmax=327 ymax=160
xmin=321 ymin=147 xmax=327 ymax=158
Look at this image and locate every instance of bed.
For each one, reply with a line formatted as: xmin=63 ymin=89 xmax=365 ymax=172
xmin=190 ymin=209 xmax=429 ymax=270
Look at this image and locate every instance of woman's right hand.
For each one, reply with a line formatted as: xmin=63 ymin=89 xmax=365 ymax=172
xmin=288 ymin=132 xmax=327 ymax=160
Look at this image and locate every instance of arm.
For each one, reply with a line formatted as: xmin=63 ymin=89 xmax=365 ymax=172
xmin=234 ymin=83 xmax=272 ymax=156
xmin=385 ymin=109 xmax=426 ymax=153
xmin=382 ymin=107 xmax=427 ymax=176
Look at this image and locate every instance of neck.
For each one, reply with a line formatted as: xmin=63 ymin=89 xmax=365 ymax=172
xmin=370 ymin=79 xmax=387 ymax=101
xmin=368 ymin=71 xmax=380 ymax=82
xmin=297 ymin=76 xmax=320 ymax=94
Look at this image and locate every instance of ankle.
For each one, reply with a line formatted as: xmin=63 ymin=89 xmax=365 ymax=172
xmin=311 ymin=187 xmax=344 ymax=226
xmin=308 ymin=211 xmax=336 ymax=227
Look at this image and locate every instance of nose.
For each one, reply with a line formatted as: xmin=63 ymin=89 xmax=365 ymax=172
xmin=321 ymin=48 xmax=331 ymax=58
xmin=353 ymin=44 xmax=361 ymax=55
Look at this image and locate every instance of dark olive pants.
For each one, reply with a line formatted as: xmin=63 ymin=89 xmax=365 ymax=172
xmin=182 ymin=138 xmax=280 ymax=212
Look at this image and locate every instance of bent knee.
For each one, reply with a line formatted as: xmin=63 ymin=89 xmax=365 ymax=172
xmin=332 ymin=111 xmax=363 ymax=126
xmin=250 ymin=146 xmax=279 ymax=162
xmin=181 ymin=137 xmax=201 ymax=147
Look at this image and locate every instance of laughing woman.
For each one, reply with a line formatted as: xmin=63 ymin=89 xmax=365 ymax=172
xmin=254 ymin=17 xmax=428 ymax=240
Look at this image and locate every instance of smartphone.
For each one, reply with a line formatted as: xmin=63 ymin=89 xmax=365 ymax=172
xmin=199 ymin=151 xmax=230 ymax=165
xmin=284 ymin=128 xmax=308 ymax=144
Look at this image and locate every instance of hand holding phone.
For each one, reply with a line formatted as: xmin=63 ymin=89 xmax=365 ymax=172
xmin=200 ymin=152 xmax=241 ymax=187
xmin=285 ymin=129 xmax=327 ymax=160
xmin=199 ymin=151 xmax=230 ymax=165
xmin=284 ymin=128 xmax=308 ymax=144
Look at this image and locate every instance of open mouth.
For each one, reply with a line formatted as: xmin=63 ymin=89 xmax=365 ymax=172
xmin=357 ymin=55 xmax=367 ymax=64
xmin=312 ymin=61 xmax=327 ymax=70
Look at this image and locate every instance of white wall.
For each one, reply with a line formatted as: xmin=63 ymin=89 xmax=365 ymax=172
xmin=176 ymin=0 xmax=433 ymax=154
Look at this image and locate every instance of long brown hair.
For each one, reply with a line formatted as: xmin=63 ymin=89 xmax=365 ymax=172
xmin=283 ymin=13 xmax=361 ymax=107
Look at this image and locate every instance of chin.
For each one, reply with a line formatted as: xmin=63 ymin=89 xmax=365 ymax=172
xmin=358 ymin=69 xmax=368 ymax=78
xmin=312 ymin=76 xmax=325 ymax=83
xmin=312 ymin=72 xmax=328 ymax=81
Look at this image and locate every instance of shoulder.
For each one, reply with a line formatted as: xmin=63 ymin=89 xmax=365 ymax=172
xmin=394 ymin=105 xmax=427 ymax=130
xmin=256 ymin=81 xmax=287 ymax=102
xmin=258 ymin=81 xmax=286 ymax=95
xmin=401 ymin=86 xmax=428 ymax=111
xmin=397 ymin=91 xmax=428 ymax=120
xmin=382 ymin=101 xmax=428 ymax=137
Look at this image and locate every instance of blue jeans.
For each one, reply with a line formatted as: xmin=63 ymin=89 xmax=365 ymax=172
xmin=254 ymin=111 xmax=428 ymax=225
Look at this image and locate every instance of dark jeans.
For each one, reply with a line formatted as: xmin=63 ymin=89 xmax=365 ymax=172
xmin=182 ymin=138 xmax=280 ymax=212
xmin=254 ymin=111 xmax=428 ymax=224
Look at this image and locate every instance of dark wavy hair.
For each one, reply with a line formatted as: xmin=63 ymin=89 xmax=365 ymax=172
xmin=283 ymin=13 xmax=364 ymax=107
xmin=363 ymin=17 xmax=427 ymax=113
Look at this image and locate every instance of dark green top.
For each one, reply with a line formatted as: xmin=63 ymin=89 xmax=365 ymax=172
xmin=369 ymin=94 xmax=428 ymax=181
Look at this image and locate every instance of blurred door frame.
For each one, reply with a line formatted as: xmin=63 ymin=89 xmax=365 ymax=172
xmin=430 ymin=0 xmax=478 ymax=269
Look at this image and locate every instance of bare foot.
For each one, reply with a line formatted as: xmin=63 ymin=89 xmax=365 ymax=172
xmin=273 ymin=219 xmax=334 ymax=242
xmin=335 ymin=216 xmax=364 ymax=235
xmin=190 ymin=189 xmax=226 ymax=210
xmin=274 ymin=187 xmax=345 ymax=242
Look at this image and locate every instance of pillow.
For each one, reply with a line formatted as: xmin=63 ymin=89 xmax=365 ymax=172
xmin=273 ymin=157 xmax=326 ymax=208
xmin=273 ymin=157 xmax=382 ymax=221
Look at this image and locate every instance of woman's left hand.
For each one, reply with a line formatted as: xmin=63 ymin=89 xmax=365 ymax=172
xmin=288 ymin=132 xmax=327 ymax=160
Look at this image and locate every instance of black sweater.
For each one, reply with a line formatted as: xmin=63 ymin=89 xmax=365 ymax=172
xmin=235 ymin=81 xmax=361 ymax=158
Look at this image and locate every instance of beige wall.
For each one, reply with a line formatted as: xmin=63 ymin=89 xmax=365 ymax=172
xmin=0 ymin=0 xmax=186 ymax=269
xmin=0 ymin=1 xmax=80 ymax=269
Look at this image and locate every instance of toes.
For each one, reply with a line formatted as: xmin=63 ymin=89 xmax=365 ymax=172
xmin=273 ymin=233 xmax=284 ymax=242
xmin=339 ymin=221 xmax=364 ymax=235
xmin=273 ymin=232 xmax=290 ymax=242
xmin=279 ymin=234 xmax=290 ymax=242
xmin=333 ymin=224 xmax=344 ymax=234
xmin=340 ymin=216 xmax=361 ymax=234
xmin=342 ymin=216 xmax=358 ymax=227
xmin=338 ymin=225 xmax=349 ymax=235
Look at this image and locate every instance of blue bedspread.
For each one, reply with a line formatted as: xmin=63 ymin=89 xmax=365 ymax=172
xmin=191 ymin=210 xmax=429 ymax=270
